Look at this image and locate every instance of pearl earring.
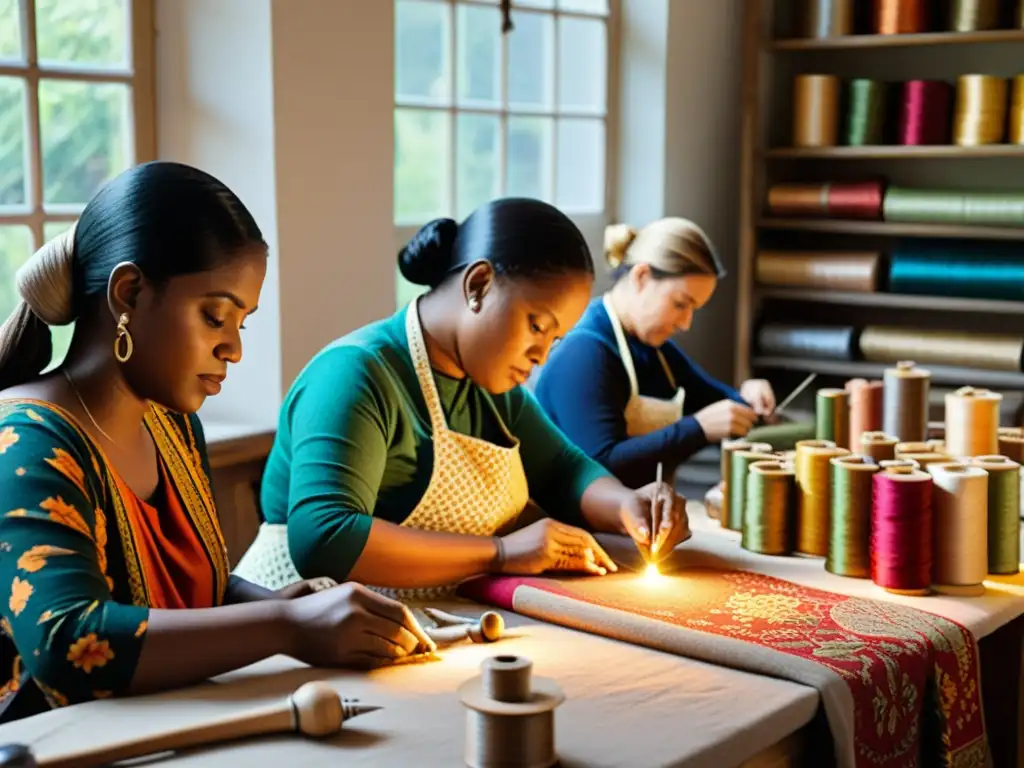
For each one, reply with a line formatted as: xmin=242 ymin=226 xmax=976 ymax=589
xmin=468 ymin=296 xmax=481 ymax=312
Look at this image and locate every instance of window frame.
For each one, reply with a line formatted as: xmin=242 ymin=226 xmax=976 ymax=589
xmin=392 ymin=0 xmax=619 ymax=238
xmin=0 ymin=0 xmax=157 ymax=248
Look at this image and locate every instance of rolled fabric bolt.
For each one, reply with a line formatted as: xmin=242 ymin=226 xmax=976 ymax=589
xmin=425 ymin=612 xmax=505 ymax=647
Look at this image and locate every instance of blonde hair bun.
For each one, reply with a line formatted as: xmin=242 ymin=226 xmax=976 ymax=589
xmin=16 ymin=223 xmax=77 ymax=326
xmin=604 ymin=223 xmax=637 ymax=268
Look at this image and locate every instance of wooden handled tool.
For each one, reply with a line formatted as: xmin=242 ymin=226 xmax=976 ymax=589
xmin=0 ymin=682 xmax=380 ymax=768
xmin=423 ymin=610 xmax=505 ymax=648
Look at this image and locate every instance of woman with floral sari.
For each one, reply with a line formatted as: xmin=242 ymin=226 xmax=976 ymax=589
xmin=0 ymin=162 xmax=431 ymax=724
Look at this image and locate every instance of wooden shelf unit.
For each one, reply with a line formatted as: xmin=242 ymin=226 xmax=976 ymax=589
xmin=735 ymin=1 xmax=1024 ymax=395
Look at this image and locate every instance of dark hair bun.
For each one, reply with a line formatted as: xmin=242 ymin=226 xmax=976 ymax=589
xmin=398 ymin=218 xmax=459 ymax=287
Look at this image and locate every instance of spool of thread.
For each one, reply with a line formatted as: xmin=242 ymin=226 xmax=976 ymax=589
xmin=729 ymin=447 xmax=775 ymax=531
xmin=871 ymin=466 xmax=933 ymax=595
xmin=720 ymin=440 xmax=771 ymax=529
xmin=927 ymin=462 xmax=988 ymax=596
xmin=827 ymin=455 xmax=880 ymax=578
xmin=793 ymin=75 xmax=840 ymax=147
xmin=795 ymin=439 xmax=849 ymax=556
xmin=827 ymin=180 xmax=886 ymax=220
xmin=816 ymin=388 xmax=850 ymax=447
xmin=971 ymin=455 xmax=1021 ymax=574
xmin=862 ymin=326 xmax=1024 ymax=372
xmin=742 ymin=461 xmax=797 ymax=555
xmin=755 ymin=251 xmax=881 ymax=292
xmin=927 ymin=439 xmax=947 ymax=454
xmin=954 ymin=75 xmax=1007 ymax=146
xmin=875 ymin=0 xmax=927 ymax=33
xmin=459 ymin=655 xmax=564 ymax=768
xmin=896 ymin=441 xmax=932 ymax=456
xmin=900 ymin=81 xmax=953 ymax=145
xmin=861 ymin=431 xmax=899 ymax=462
xmin=945 ymin=387 xmax=1001 ymax=458
xmin=899 ymin=452 xmax=950 ymax=469
xmin=880 ymin=458 xmax=921 ymax=470
xmin=805 ymin=0 xmax=854 ymax=37
xmin=882 ymin=361 xmax=930 ymax=443
xmin=998 ymin=427 xmax=1024 ymax=462
xmin=845 ymin=79 xmax=888 ymax=146
xmin=756 ymin=323 xmax=857 ymax=361
xmin=888 ymin=242 xmax=1024 ymax=302
xmin=767 ymin=183 xmax=829 ymax=217
xmin=949 ymin=0 xmax=999 ymax=30
xmin=883 ymin=188 xmax=1024 ymax=228
xmin=847 ymin=379 xmax=883 ymax=451
xmin=1018 ymin=0 xmax=1024 ymax=27
xmin=1011 ymin=76 xmax=1024 ymax=145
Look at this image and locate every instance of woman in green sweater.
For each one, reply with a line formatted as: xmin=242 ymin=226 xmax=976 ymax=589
xmin=235 ymin=199 xmax=691 ymax=596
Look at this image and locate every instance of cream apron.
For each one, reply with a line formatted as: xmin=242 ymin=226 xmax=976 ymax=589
xmin=603 ymin=294 xmax=685 ymax=436
xmin=233 ymin=298 xmax=530 ymax=599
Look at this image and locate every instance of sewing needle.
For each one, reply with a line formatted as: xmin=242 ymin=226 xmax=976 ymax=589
xmin=650 ymin=461 xmax=665 ymax=562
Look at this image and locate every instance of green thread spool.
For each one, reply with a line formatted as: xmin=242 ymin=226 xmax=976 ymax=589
xmin=747 ymin=420 xmax=816 ymax=450
xmin=795 ymin=439 xmax=849 ymax=556
xmin=845 ymin=79 xmax=887 ymax=146
xmin=860 ymin=431 xmax=898 ymax=463
xmin=720 ymin=440 xmax=771 ymax=529
xmin=742 ymin=461 xmax=796 ymax=555
xmin=729 ymin=448 xmax=774 ymax=531
xmin=816 ymin=388 xmax=849 ymax=448
xmin=827 ymin=455 xmax=879 ymax=578
xmin=883 ymin=187 xmax=1024 ymax=228
xmin=972 ymin=455 xmax=1021 ymax=575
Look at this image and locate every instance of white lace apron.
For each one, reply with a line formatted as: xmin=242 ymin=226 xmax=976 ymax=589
xmin=233 ymin=298 xmax=530 ymax=598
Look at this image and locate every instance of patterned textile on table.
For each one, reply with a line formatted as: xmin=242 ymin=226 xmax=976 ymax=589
xmin=458 ymin=568 xmax=989 ymax=768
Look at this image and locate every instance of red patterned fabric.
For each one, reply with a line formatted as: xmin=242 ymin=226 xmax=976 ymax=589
xmin=459 ymin=569 xmax=988 ymax=768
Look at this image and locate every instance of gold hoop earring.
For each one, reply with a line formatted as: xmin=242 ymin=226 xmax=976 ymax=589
xmin=114 ymin=312 xmax=134 ymax=363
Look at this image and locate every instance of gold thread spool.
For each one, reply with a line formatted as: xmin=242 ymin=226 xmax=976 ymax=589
xmin=945 ymin=386 xmax=1001 ymax=458
xmin=949 ymin=0 xmax=999 ymax=31
xmin=767 ymin=183 xmax=830 ymax=217
xmin=1018 ymin=0 xmax=1024 ymax=27
xmin=827 ymin=455 xmax=880 ymax=578
xmin=899 ymin=452 xmax=950 ymax=469
xmin=998 ymin=427 xmax=1024 ymax=462
xmin=742 ymin=461 xmax=797 ymax=555
xmin=880 ymin=458 xmax=920 ymax=470
xmin=815 ymin=388 xmax=849 ymax=447
xmin=954 ymin=75 xmax=1008 ymax=146
xmin=882 ymin=361 xmax=930 ymax=443
xmin=860 ymin=431 xmax=898 ymax=462
xmin=1010 ymin=76 xmax=1024 ymax=146
xmin=926 ymin=462 xmax=989 ymax=596
xmin=804 ymin=0 xmax=854 ymax=37
xmin=795 ymin=439 xmax=849 ymax=556
xmin=729 ymin=447 xmax=775 ymax=531
xmin=895 ymin=441 xmax=932 ymax=457
xmin=971 ymin=454 xmax=1021 ymax=575
xmin=459 ymin=655 xmax=564 ymax=768
xmin=793 ymin=75 xmax=840 ymax=147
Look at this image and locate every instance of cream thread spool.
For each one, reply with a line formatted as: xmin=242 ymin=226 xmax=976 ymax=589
xmin=879 ymin=458 xmax=921 ymax=470
xmin=895 ymin=441 xmax=932 ymax=457
xmin=945 ymin=386 xmax=1001 ymax=459
xmin=926 ymin=462 xmax=989 ymax=596
xmin=883 ymin=361 xmax=930 ymax=442
xmin=459 ymin=655 xmax=564 ymax=768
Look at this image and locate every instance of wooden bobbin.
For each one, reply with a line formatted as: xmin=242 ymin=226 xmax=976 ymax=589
xmin=458 ymin=655 xmax=565 ymax=768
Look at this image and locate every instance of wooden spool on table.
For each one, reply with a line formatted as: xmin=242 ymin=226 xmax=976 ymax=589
xmin=458 ymin=655 xmax=564 ymax=768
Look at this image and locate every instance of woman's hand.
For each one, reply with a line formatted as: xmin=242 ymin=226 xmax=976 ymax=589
xmin=620 ymin=482 xmax=691 ymax=560
xmin=694 ymin=399 xmax=756 ymax=441
xmin=283 ymin=582 xmax=436 ymax=668
xmin=740 ymin=379 xmax=776 ymax=417
xmin=497 ymin=518 xmax=618 ymax=576
xmin=276 ymin=577 xmax=338 ymax=600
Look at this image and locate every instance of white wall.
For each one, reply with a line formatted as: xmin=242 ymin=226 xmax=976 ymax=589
xmin=154 ymin=0 xmax=747 ymax=431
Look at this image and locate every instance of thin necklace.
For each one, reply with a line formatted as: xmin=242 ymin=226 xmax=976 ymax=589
xmin=62 ymin=368 xmax=119 ymax=447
